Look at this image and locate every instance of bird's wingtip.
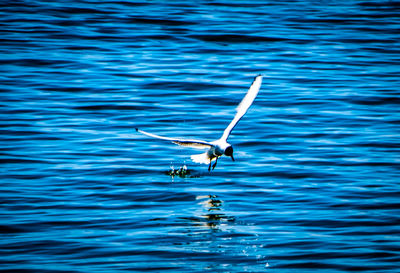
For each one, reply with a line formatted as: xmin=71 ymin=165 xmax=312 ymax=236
xmin=135 ymin=128 xmax=139 ymax=132
xmin=251 ymin=74 xmax=263 ymax=84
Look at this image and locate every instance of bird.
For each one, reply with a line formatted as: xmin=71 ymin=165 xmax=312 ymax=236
xmin=136 ymin=75 xmax=263 ymax=171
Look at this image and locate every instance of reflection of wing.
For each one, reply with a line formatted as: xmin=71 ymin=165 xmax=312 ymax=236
xmin=221 ymin=75 xmax=263 ymax=141
xmin=136 ymin=128 xmax=213 ymax=149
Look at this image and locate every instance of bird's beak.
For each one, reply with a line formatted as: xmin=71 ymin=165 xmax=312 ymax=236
xmin=231 ymin=155 xmax=235 ymax=161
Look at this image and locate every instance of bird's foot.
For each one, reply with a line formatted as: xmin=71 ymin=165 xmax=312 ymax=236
xmin=212 ymin=158 xmax=218 ymax=170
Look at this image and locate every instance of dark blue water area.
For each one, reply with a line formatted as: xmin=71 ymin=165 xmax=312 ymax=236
xmin=1 ymin=0 xmax=400 ymax=272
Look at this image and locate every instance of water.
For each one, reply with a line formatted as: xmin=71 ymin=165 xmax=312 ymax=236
xmin=1 ymin=1 xmax=400 ymax=272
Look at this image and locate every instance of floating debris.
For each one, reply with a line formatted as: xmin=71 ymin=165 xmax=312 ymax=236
xmin=166 ymin=163 xmax=191 ymax=177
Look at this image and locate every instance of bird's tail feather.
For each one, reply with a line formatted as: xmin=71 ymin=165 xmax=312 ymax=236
xmin=191 ymin=152 xmax=212 ymax=164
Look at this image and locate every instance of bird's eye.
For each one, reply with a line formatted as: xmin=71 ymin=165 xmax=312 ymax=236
xmin=225 ymin=146 xmax=233 ymax=156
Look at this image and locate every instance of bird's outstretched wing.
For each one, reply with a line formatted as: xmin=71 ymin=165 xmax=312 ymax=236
xmin=136 ymin=128 xmax=213 ymax=149
xmin=221 ymin=75 xmax=263 ymax=141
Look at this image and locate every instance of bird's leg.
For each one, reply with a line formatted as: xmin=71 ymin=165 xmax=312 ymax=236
xmin=208 ymin=161 xmax=212 ymax=172
xmin=212 ymin=157 xmax=218 ymax=170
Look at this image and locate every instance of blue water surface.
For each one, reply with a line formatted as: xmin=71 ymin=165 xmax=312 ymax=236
xmin=1 ymin=1 xmax=400 ymax=272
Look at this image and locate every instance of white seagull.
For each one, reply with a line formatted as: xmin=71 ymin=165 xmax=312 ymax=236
xmin=136 ymin=75 xmax=263 ymax=171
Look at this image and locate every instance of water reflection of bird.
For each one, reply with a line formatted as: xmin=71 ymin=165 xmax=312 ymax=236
xmin=136 ymin=75 xmax=263 ymax=171
xmin=197 ymin=195 xmax=222 ymax=210
xmin=196 ymin=195 xmax=234 ymax=229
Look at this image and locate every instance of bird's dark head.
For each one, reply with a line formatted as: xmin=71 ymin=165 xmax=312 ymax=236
xmin=224 ymin=146 xmax=234 ymax=161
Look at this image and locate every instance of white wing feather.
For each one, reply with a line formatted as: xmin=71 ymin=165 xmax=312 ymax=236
xmin=136 ymin=128 xmax=213 ymax=149
xmin=221 ymin=75 xmax=263 ymax=141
